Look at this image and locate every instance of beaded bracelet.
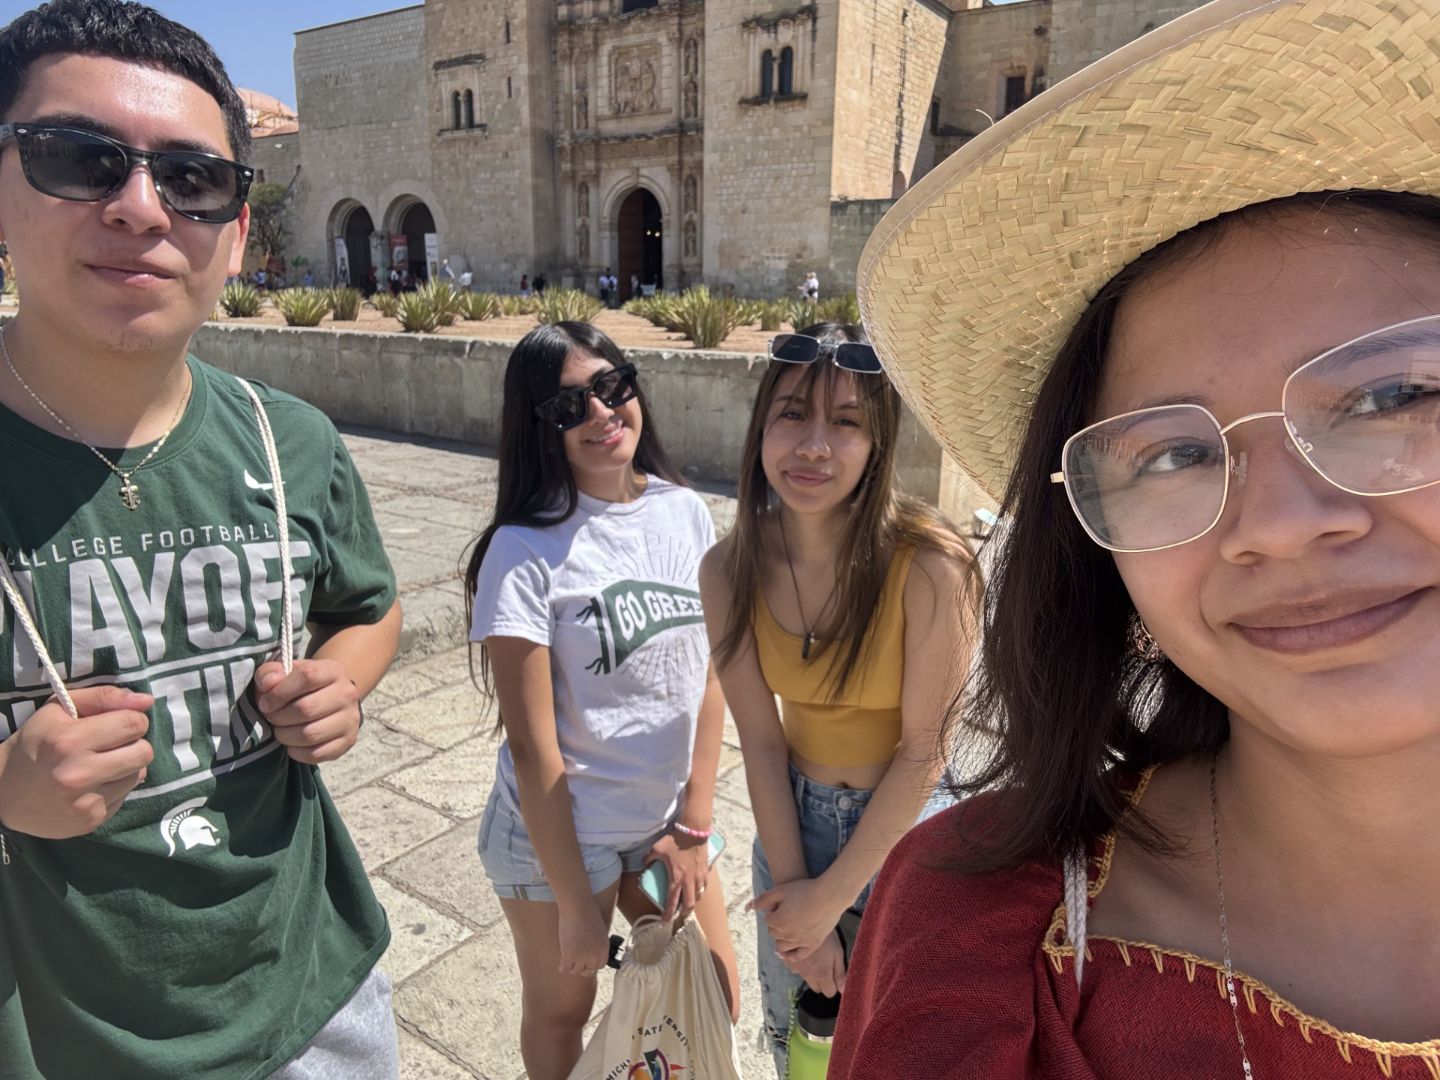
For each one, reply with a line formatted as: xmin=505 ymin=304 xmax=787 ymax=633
xmin=672 ymin=821 xmax=712 ymax=840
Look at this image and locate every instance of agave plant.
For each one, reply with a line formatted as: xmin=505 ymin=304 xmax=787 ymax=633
xmin=219 ymin=281 xmax=262 ymax=317
xmin=673 ymin=287 xmax=745 ymax=349
xmin=371 ymin=292 xmax=400 ymax=318
xmin=464 ymin=292 xmax=501 ymax=320
xmin=275 ymin=288 xmax=330 ymax=327
xmin=418 ymin=280 xmax=465 ymax=326
xmin=535 ymin=288 xmax=604 ymax=325
xmin=328 ymin=286 xmax=363 ymax=321
xmin=395 ymin=291 xmax=439 ymax=333
xmin=817 ymin=293 xmax=861 ymax=325
xmin=757 ymin=300 xmax=788 ymax=332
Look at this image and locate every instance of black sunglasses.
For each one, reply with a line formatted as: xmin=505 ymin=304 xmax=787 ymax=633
xmin=0 ymin=123 xmax=253 ymax=224
xmin=768 ymin=334 xmax=884 ymax=374
xmin=534 ymin=364 xmax=640 ymax=431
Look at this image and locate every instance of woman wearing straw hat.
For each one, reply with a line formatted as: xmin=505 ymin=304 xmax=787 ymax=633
xmin=831 ymin=1 xmax=1440 ymax=1076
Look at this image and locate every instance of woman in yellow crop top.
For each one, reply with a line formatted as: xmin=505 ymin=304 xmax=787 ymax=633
xmin=698 ymin=321 xmax=979 ymax=1075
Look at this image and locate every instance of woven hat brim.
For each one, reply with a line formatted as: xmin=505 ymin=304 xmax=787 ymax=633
xmin=859 ymin=0 xmax=1440 ymax=501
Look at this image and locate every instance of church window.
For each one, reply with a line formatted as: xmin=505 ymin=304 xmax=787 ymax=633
xmin=507 ymin=76 xmax=513 ymax=99
xmin=778 ymin=47 xmax=794 ymax=96
xmin=1003 ymin=73 xmax=1027 ymax=116
xmin=760 ymin=50 xmax=775 ymax=99
xmin=464 ymin=89 xmax=476 ymax=128
xmin=504 ymin=19 xmax=511 ymax=44
xmin=929 ymin=100 xmax=939 ymax=135
xmin=622 ymin=0 xmax=658 ymax=11
xmin=451 ymin=91 xmax=463 ymax=129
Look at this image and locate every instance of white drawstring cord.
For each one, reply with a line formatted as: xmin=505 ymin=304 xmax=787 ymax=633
xmin=1063 ymin=847 xmax=1089 ymax=988
xmin=0 ymin=558 xmax=75 ymax=718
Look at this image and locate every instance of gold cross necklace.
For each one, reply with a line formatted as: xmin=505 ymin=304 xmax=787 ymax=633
xmin=1 ymin=325 xmax=191 ymax=510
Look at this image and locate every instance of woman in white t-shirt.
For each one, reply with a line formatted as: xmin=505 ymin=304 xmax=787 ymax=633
xmin=465 ymin=321 xmax=740 ymax=1080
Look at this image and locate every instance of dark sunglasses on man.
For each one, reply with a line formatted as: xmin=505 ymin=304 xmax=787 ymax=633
xmin=534 ymin=363 xmax=640 ymax=431
xmin=0 ymin=123 xmax=253 ymax=224
xmin=768 ymin=333 xmax=884 ymax=374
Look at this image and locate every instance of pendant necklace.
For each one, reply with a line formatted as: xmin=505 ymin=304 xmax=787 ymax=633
xmin=778 ymin=512 xmax=834 ymax=661
xmin=1210 ymin=753 xmax=1256 ymax=1079
xmin=1 ymin=326 xmax=191 ymax=511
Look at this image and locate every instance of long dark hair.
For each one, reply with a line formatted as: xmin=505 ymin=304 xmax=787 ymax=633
xmin=715 ymin=322 xmax=975 ymax=699
xmin=463 ymin=321 xmax=684 ymax=707
xmin=949 ymin=189 xmax=1440 ymax=873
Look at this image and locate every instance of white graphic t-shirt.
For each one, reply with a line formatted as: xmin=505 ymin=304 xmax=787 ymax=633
xmin=470 ymin=479 xmax=715 ymax=844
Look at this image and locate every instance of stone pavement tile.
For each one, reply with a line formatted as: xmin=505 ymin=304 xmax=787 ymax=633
xmin=376 ymin=659 xmax=453 ymax=702
xmin=385 ymin=735 xmax=500 ymax=819
xmin=397 ymin=1030 xmax=480 ymax=1080
xmin=382 ymin=682 xmax=494 ymax=751
xmin=714 ymin=762 xmax=752 ymax=810
xmin=395 ymin=583 xmax=470 ymax=664
xmin=387 ymin=545 xmax=456 ymax=589
xmin=336 ymin=785 xmax=456 ymax=870
xmin=711 ymin=795 xmax=759 ymax=914
xmin=393 ymin=926 xmax=527 ymax=1080
xmin=320 ymin=723 xmax=435 ymax=798
xmin=372 ymin=493 xmax=491 ymax=533
xmin=371 ymin=876 xmax=473 ymax=985
xmin=381 ymin=816 xmax=505 ymax=932
xmin=398 ymin=646 xmax=474 ymax=687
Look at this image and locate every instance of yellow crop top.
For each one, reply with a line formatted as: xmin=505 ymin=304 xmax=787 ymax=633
xmin=753 ymin=546 xmax=915 ymax=769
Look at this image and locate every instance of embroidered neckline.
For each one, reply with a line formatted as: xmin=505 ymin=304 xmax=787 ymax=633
xmin=1041 ymin=765 xmax=1440 ymax=1076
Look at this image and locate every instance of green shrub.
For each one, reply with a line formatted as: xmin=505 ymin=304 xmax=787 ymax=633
xmin=396 ymin=291 xmax=439 ymax=333
xmin=371 ymin=292 xmax=400 ymax=318
xmin=498 ymin=293 xmax=539 ymax=317
xmin=757 ymin=300 xmax=787 ymax=332
xmin=275 ymin=288 xmax=330 ymax=327
xmin=817 ymin=293 xmax=861 ymax=325
xmin=465 ymin=292 xmax=501 ymax=320
xmin=535 ymin=288 xmax=604 ymax=325
xmin=418 ymin=280 xmax=465 ymax=326
xmin=674 ymin=287 xmax=746 ymax=349
xmin=783 ymin=298 xmax=814 ymax=332
xmin=219 ymin=281 xmax=262 ymax=317
xmin=328 ymin=286 xmax=363 ymax=321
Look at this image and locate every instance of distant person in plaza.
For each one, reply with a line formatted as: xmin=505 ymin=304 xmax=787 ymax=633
xmin=255 ymin=266 xmax=266 ymax=289
xmin=630 ymin=271 xmax=639 ymax=298
xmin=301 ymin=268 xmax=314 ymax=288
xmin=831 ymin=2 xmax=1440 ymax=1075
xmin=598 ymin=266 xmax=613 ymax=307
xmin=366 ymin=266 xmax=379 ymax=295
xmin=457 ymin=266 xmax=472 ymax=291
xmin=799 ymin=271 xmax=819 ymax=305
xmin=438 ymin=257 xmax=453 ymax=282
xmin=699 ymin=322 xmax=976 ymax=1075
xmin=533 ymin=273 xmax=547 ymax=295
xmin=466 ymin=321 xmax=740 ymax=1080
xmin=519 ymin=273 xmax=530 ymax=297
xmin=0 ymin=2 xmax=403 ymax=1077
xmin=388 ymin=265 xmax=401 ymax=295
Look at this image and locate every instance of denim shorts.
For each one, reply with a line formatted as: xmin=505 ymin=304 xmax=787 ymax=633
xmin=477 ymin=786 xmax=667 ymax=901
xmin=752 ymin=763 xmax=954 ymax=1076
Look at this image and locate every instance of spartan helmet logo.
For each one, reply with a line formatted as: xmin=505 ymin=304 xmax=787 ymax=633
xmin=160 ymin=797 xmax=222 ymax=858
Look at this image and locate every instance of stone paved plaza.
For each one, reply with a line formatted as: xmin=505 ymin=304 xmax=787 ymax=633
xmin=326 ymin=428 xmax=772 ymax=1079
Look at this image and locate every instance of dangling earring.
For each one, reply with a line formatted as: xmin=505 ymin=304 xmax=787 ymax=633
xmin=1129 ymin=613 xmax=1163 ymax=662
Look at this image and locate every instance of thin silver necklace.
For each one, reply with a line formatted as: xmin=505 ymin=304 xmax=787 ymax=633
xmin=777 ymin=512 xmax=834 ymax=661
xmin=1210 ymin=753 xmax=1256 ymax=1079
xmin=1 ymin=325 xmax=190 ymax=510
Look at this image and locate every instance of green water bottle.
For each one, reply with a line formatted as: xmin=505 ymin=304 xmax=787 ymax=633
xmin=786 ymin=986 xmax=840 ymax=1080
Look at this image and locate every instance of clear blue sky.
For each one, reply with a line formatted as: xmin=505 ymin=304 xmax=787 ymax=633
xmin=0 ymin=0 xmax=1027 ymax=108
xmin=0 ymin=1 xmax=401 ymax=106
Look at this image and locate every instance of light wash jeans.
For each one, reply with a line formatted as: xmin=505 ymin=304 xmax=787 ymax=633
xmin=752 ymin=763 xmax=953 ymax=1076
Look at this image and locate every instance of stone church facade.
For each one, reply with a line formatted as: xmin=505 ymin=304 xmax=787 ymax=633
xmin=281 ymin=0 xmax=1206 ymax=298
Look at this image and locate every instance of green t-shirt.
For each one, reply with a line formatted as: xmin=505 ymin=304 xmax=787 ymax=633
xmin=0 ymin=358 xmax=397 ymax=1078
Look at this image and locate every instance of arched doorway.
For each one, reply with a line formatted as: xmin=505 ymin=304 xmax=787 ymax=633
xmin=616 ymin=189 xmax=663 ymax=300
xmin=399 ymin=201 xmax=436 ymax=282
xmin=341 ymin=204 xmax=374 ymax=290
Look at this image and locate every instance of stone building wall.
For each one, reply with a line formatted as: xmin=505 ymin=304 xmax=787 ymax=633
xmin=827 ymin=197 xmax=893 ymax=294
xmin=938 ymin=0 xmax=1049 ymax=132
xmin=831 ymin=0 xmax=949 ymax=199
xmin=1048 ymin=0 xmax=1207 ymax=82
xmin=292 ymin=7 xmax=436 ymax=283
xmin=701 ymin=0 xmax=839 ymax=298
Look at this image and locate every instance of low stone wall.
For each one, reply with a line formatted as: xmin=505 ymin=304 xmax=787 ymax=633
xmin=191 ymin=322 xmax=991 ymax=519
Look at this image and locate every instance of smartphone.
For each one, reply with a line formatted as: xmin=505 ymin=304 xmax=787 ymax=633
xmin=638 ymin=830 xmax=726 ymax=910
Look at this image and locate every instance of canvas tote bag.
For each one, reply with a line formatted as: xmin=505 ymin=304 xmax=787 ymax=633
xmin=568 ymin=915 xmax=743 ymax=1080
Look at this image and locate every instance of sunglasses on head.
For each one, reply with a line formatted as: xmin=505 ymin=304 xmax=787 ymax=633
xmin=768 ymin=334 xmax=884 ymax=374
xmin=534 ymin=363 xmax=640 ymax=431
xmin=0 ymin=123 xmax=253 ymax=224
xmin=1051 ymin=313 xmax=1440 ymax=552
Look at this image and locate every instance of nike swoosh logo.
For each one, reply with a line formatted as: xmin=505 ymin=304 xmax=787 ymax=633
xmin=244 ymin=470 xmax=274 ymax=491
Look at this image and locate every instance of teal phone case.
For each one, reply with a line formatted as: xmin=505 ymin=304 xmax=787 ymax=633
xmin=638 ymin=830 xmax=725 ymax=908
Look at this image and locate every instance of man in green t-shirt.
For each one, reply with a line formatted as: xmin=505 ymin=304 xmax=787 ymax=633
xmin=0 ymin=2 xmax=404 ymax=1076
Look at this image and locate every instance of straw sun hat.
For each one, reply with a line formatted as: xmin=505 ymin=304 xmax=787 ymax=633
xmin=859 ymin=0 xmax=1440 ymax=500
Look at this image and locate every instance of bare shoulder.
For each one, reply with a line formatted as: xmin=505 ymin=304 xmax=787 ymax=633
xmin=904 ymin=542 xmax=978 ymax=614
xmin=698 ymin=534 xmax=733 ymax=588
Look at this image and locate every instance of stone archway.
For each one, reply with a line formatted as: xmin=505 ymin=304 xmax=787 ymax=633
xmin=615 ymin=188 xmax=663 ymax=300
xmin=338 ymin=202 xmax=374 ymax=289
xmin=383 ymin=195 xmax=438 ymax=283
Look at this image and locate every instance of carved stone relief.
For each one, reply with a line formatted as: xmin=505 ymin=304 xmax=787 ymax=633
xmin=610 ymin=45 xmax=660 ymax=116
xmin=683 ymin=175 xmax=697 ymax=215
xmin=683 ymin=79 xmax=699 ymax=120
xmin=683 ymin=220 xmax=697 ymax=259
xmin=578 ymin=226 xmax=590 ymax=262
xmin=684 ymin=37 xmax=699 ymax=78
xmin=577 ymin=182 xmax=590 ymax=219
